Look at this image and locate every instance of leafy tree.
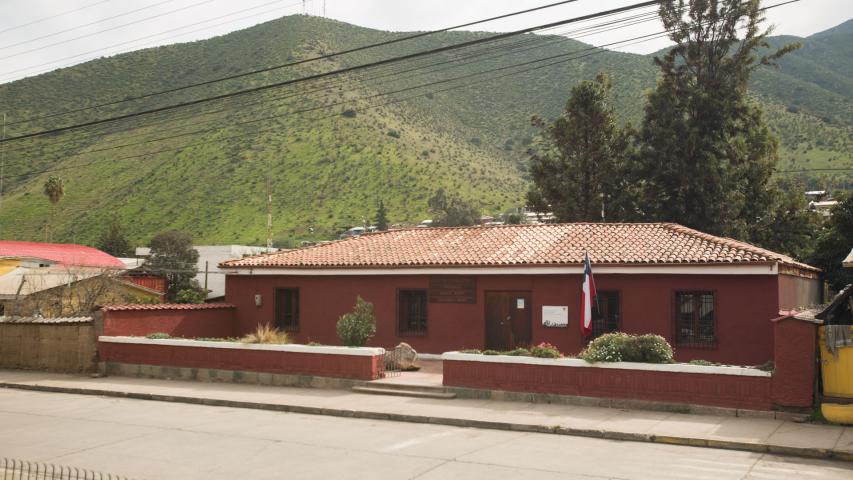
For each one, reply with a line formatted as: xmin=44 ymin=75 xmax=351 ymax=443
xmin=175 ymin=288 xmax=207 ymax=304
xmin=428 ymin=188 xmax=480 ymax=227
xmin=635 ymin=0 xmax=798 ymax=239
xmin=527 ymin=73 xmax=634 ymax=222
xmin=808 ymin=195 xmax=853 ymax=291
xmin=374 ymin=199 xmax=389 ymax=231
xmin=96 ymin=219 xmax=133 ymax=257
xmin=747 ymin=178 xmax=820 ymax=260
xmin=145 ymin=230 xmax=200 ymax=301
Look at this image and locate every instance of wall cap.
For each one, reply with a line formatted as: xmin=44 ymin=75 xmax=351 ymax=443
xmin=98 ymin=336 xmax=385 ymax=356
xmin=441 ymin=352 xmax=772 ymax=377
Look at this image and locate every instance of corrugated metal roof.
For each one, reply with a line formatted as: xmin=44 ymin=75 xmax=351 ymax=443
xmin=100 ymin=303 xmax=235 ymax=311
xmin=0 ymin=241 xmax=125 ymax=268
xmin=0 ymin=316 xmax=93 ymax=324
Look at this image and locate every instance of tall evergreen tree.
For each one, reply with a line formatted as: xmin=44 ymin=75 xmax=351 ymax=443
xmin=635 ymin=0 xmax=798 ymax=238
xmin=527 ymin=73 xmax=634 ymax=222
xmin=808 ymin=195 xmax=853 ymax=291
xmin=96 ymin=218 xmax=133 ymax=257
xmin=374 ymin=200 xmax=389 ymax=231
xmin=145 ymin=230 xmax=200 ymax=301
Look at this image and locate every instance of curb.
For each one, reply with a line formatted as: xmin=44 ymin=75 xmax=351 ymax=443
xmin=1 ymin=382 xmax=848 ymax=462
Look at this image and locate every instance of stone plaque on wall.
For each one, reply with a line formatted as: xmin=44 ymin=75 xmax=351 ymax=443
xmin=429 ymin=277 xmax=476 ymax=303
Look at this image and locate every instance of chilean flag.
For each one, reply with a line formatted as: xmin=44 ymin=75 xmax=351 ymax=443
xmin=580 ymin=251 xmax=597 ymax=337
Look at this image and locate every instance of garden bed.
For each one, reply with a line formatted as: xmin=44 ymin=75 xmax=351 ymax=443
xmin=442 ymin=351 xmax=774 ymax=410
xmin=98 ymin=336 xmax=385 ymax=380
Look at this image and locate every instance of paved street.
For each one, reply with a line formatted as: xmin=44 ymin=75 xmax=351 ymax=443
xmin=0 ymin=389 xmax=851 ymax=479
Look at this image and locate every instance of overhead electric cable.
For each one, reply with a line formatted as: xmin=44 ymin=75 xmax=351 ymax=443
xmin=0 ymin=0 xmax=112 ymax=36
xmin=5 ymin=0 xmax=591 ymax=127
xmin=0 ymin=0 xmax=661 ymax=143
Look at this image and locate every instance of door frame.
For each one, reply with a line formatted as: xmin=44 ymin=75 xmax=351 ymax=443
xmin=483 ymin=290 xmax=533 ymax=350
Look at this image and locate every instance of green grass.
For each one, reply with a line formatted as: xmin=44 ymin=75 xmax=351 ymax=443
xmin=0 ymin=15 xmax=849 ymax=245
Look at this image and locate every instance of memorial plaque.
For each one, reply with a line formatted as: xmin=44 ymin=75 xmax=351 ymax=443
xmin=429 ymin=277 xmax=476 ymax=303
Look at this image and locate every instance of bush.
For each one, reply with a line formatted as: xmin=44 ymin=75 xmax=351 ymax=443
xmin=755 ymin=360 xmax=775 ymax=372
xmin=530 ymin=342 xmax=562 ymax=358
xmin=336 ymin=296 xmax=376 ymax=347
xmin=146 ymin=332 xmax=170 ymax=339
xmin=459 ymin=349 xmax=482 ymax=354
xmin=688 ymin=359 xmax=718 ymax=366
xmin=240 ymin=324 xmax=290 ymax=344
xmin=482 ymin=349 xmax=501 ymax=355
xmin=386 ymin=129 xmax=400 ymax=139
xmin=175 ymin=288 xmax=206 ymax=304
xmin=581 ymin=333 xmax=673 ymax=363
xmin=341 ymin=109 xmax=357 ymax=118
xmin=506 ymin=347 xmax=531 ymax=356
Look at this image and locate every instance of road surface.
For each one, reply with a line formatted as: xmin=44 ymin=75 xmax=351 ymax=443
xmin=0 ymin=389 xmax=850 ymax=479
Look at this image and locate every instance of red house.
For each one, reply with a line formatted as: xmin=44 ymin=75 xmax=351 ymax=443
xmin=221 ymin=223 xmax=821 ymax=365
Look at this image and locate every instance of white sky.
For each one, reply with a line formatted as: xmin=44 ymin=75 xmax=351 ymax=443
xmin=0 ymin=0 xmax=849 ymax=84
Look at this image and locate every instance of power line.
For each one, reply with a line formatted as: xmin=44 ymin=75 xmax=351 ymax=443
xmin=0 ymin=0 xmax=217 ymax=62
xmin=1 ymin=1 xmax=661 ymax=142
xmin=0 ymin=0 xmax=305 ymax=82
xmin=5 ymin=0 xmax=591 ymax=128
xmin=0 ymin=0 xmax=112 ymax=36
xmin=4 ymin=8 xmax=666 ymax=162
xmin=1 ymin=0 xmax=175 ymax=51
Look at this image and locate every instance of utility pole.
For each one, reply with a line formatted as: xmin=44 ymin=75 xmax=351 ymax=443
xmin=0 ymin=113 xmax=5 ymax=238
xmin=266 ymin=156 xmax=273 ymax=249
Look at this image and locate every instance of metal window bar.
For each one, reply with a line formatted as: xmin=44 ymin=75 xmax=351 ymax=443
xmin=1 ymin=458 xmax=133 ymax=480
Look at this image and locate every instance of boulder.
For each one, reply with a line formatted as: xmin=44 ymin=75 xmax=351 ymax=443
xmin=385 ymin=342 xmax=419 ymax=371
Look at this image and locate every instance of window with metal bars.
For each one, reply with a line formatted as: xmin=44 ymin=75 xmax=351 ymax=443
xmin=274 ymin=288 xmax=299 ymax=331
xmin=590 ymin=291 xmax=620 ymax=339
xmin=398 ymin=289 xmax=428 ymax=335
xmin=675 ymin=292 xmax=716 ymax=347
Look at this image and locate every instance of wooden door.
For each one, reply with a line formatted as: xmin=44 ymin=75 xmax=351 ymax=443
xmin=485 ymin=291 xmax=532 ymax=351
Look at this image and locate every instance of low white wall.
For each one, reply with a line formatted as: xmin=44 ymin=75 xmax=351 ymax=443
xmin=441 ymin=352 xmax=771 ymax=377
xmin=99 ymin=336 xmax=385 ymax=357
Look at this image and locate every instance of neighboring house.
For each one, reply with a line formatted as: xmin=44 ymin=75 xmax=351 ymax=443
xmin=136 ymin=245 xmax=275 ymax=300
xmin=0 ymin=240 xmax=126 ymax=268
xmin=844 ymin=249 xmax=853 ymax=269
xmin=220 ymin=223 xmax=821 ymax=365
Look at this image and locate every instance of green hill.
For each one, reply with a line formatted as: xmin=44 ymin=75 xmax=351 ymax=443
xmin=0 ymin=14 xmax=850 ymax=245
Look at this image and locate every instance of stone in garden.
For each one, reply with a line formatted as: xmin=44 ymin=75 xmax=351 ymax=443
xmin=386 ymin=342 xmax=419 ymax=370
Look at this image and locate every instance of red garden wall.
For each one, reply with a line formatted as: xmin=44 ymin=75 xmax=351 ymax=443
xmin=100 ymin=304 xmax=237 ymax=338
xmin=226 ymin=273 xmax=783 ymax=365
xmin=442 ymin=355 xmax=774 ymax=410
xmin=98 ymin=337 xmax=384 ymax=380
xmin=442 ymin=316 xmax=820 ymax=411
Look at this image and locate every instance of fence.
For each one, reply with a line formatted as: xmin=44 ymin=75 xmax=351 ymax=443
xmin=0 ymin=317 xmax=98 ymax=373
xmin=1 ymin=458 xmax=131 ymax=480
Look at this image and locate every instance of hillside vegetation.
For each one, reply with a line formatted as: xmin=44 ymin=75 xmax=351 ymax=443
xmin=0 ymin=15 xmax=849 ymax=245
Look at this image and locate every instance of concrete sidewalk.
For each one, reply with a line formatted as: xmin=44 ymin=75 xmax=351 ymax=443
xmin=1 ymin=369 xmax=850 ymax=462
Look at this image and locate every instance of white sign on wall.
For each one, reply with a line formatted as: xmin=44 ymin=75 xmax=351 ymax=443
xmin=542 ymin=306 xmax=568 ymax=328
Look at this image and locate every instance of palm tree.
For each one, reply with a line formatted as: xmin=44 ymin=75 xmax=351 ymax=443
xmin=43 ymin=176 xmax=65 ymax=204
xmin=43 ymin=176 xmax=65 ymax=241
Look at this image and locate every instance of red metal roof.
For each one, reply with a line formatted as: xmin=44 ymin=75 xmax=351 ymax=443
xmin=100 ymin=303 xmax=235 ymax=311
xmin=221 ymin=223 xmax=818 ymax=272
xmin=0 ymin=240 xmax=125 ymax=268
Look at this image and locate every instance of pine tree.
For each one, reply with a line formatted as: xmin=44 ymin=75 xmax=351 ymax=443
xmin=96 ymin=219 xmax=133 ymax=257
xmin=374 ymin=200 xmax=389 ymax=231
xmin=635 ymin=0 xmax=798 ymax=238
xmin=527 ymin=73 xmax=634 ymax=222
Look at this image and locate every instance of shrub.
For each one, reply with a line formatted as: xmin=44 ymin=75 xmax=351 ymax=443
xmin=341 ymin=109 xmax=357 ymax=118
xmin=688 ymin=359 xmax=718 ymax=366
xmin=580 ymin=333 xmax=673 ymax=363
xmin=336 ymin=296 xmax=376 ymax=347
xmin=530 ymin=342 xmax=562 ymax=358
xmin=146 ymin=332 xmax=170 ymax=339
xmin=506 ymin=347 xmax=531 ymax=356
xmin=240 ymin=324 xmax=289 ymax=344
xmin=459 ymin=349 xmax=482 ymax=354
xmin=755 ymin=360 xmax=775 ymax=372
xmin=175 ymin=288 xmax=206 ymax=304
xmin=482 ymin=349 xmax=501 ymax=355
xmin=386 ymin=129 xmax=400 ymax=139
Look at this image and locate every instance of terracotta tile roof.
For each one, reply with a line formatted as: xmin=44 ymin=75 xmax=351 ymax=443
xmin=220 ymin=223 xmax=818 ymax=272
xmin=0 ymin=316 xmax=93 ymax=324
xmin=0 ymin=240 xmax=124 ymax=268
xmin=100 ymin=303 xmax=235 ymax=312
